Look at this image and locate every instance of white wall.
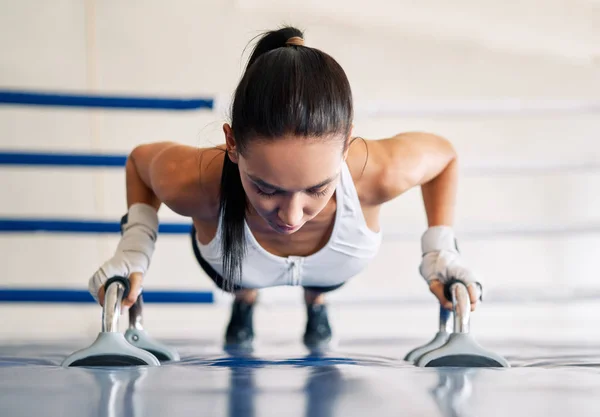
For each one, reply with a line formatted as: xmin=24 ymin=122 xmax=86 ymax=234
xmin=1 ymin=0 xmax=599 ymax=320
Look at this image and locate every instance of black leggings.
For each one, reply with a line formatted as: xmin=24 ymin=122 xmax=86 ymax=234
xmin=190 ymin=226 xmax=345 ymax=294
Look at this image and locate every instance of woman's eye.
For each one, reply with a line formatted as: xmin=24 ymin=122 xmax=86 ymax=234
xmin=255 ymin=184 xmax=329 ymax=198
xmin=308 ymin=187 xmax=329 ymax=197
xmin=255 ymin=186 xmax=278 ymax=197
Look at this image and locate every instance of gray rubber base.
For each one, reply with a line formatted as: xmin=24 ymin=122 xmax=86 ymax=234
xmin=404 ymin=331 xmax=450 ymax=363
xmin=61 ymin=332 xmax=161 ymax=367
xmin=416 ymin=333 xmax=510 ymax=368
xmin=125 ymin=328 xmax=180 ymax=362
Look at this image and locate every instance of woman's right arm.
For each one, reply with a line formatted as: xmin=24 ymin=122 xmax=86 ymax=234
xmin=124 ymin=142 xmax=172 ymax=211
xmin=126 ymin=141 xmax=223 ymax=216
xmin=90 ymin=142 xmax=222 ymax=307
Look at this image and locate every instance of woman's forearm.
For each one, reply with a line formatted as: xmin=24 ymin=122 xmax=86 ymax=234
xmin=125 ymin=143 xmax=175 ymax=210
xmin=420 ymin=156 xmax=458 ymax=227
xmin=125 ymin=155 xmax=161 ymax=210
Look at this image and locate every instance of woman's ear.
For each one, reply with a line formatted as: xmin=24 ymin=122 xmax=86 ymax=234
xmin=223 ymin=123 xmax=239 ymax=164
xmin=343 ymin=125 xmax=355 ymax=161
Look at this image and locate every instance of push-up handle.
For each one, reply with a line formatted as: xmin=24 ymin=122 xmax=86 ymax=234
xmin=61 ymin=277 xmax=161 ymax=367
xmin=416 ymin=280 xmax=510 ymax=368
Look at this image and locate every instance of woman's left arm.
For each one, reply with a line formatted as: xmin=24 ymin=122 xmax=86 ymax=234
xmin=365 ymin=132 xmax=480 ymax=310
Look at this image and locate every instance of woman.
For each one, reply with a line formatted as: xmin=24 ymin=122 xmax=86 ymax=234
xmin=88 ymin=26 xmax=479 ymax=349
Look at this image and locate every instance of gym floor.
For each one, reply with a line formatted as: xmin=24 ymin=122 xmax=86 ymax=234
xmin=2 ymin=302 xmax=599 ymax=417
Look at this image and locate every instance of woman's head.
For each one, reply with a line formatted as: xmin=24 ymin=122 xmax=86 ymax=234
xmin=229 ymin=27 xmax=353 ymax=152
xmin=219 ymin=26 xmax=354 ymax=287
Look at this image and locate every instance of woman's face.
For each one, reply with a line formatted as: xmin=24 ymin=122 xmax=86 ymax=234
xmin=226 ymin=127 xmax=346 ymax=235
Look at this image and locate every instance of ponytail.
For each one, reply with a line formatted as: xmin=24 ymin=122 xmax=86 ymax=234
xmin=218 ymin=152 xmax=247 ymax=292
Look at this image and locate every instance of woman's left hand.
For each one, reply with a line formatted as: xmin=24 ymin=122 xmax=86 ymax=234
xmin=418 ymin=226 xmax=481 ymax=311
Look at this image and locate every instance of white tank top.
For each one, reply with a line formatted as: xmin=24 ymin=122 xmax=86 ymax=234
xmin=195 ymin=162 xmax=382 ymax=288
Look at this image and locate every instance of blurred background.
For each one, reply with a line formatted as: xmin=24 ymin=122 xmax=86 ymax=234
xmin=0 ymin=0 xmax=599 ymax=343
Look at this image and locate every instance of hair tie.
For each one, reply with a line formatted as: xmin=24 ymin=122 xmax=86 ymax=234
xmin=286 ymin=36 xmax=305 ymax=47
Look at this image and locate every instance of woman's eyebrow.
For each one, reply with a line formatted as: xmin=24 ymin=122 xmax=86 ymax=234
xmin=247 ymin=173 xmax=338 ymax=192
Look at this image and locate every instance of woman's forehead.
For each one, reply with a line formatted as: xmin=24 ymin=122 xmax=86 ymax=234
xmin=241 ymin=139 xmax=343 ymax=190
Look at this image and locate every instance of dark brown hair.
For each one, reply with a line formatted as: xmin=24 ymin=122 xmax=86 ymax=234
xmin=219 ymin=26 xmax=354 ymax=290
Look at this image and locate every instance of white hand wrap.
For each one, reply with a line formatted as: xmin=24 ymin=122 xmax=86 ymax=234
xmin=88 ymin=203 xmax=159 ymax=302
xmin=418 ymin=226 xmax=476 ymax=286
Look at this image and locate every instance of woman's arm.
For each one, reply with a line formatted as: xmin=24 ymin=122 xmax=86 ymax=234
xmin=127 ymin=142 xmax=222 ymax=218
xmin=126 ymin=141 xmax=179 ymax=210
xmin=362 ymin=131 xmax=457 ymax=208
xmin=359 ymin=132 xmax=479 ymax=310
xmin=418 ymin=141 xmax=458 ymax=228
xmin=94 ymin=142 xmax=221 ymax=307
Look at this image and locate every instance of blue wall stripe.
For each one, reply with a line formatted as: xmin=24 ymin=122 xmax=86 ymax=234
xmin=0 ymin=151 xmax=127 ymax=167
xmin=0 ymin=288 xmax=213 ymax=303
xmin=0 ymin=219 xmax=192 ymax=234
xmin=0 ymin=90 xmax=214 ymax=111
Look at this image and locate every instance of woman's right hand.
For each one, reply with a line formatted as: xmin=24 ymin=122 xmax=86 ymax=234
xmin=87 ymin=203 xmax=159 ymax=309
xmin=88 ymin=253 xmax=147 ymax=309
xmin=95 ymin=272 xmax=144 ymax=309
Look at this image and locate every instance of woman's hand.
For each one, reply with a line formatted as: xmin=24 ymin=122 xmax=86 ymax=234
xmin=419 ymin=226 xmax=481 ymax=311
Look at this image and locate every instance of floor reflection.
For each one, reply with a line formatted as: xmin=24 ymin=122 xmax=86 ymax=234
xmin=224 ymin=348 xmax=350 ymax=417
xmin=429 ymin=369 xmax=478 ymax=417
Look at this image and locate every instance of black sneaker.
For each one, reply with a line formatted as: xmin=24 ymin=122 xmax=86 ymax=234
xmin=225 ymin=300 xmax=255 ymax=349
xmin=303 ymin=304 xmax=332 ymax=349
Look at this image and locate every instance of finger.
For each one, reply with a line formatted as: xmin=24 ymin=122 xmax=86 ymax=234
xmin=123 ymin=272 xmax=143 ymax=308
xmin=98 ymin=287 xmax=105 ymax=307
xmin=467 ymin=284 xmax=479 ymax=311
xmin=429 ymin=280 xmax=453 ymax=310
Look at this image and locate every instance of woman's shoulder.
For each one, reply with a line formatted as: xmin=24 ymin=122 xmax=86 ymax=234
xmin=152 ymin=143 xmax=226 ymax=219
xmin=345 ymin=132 xmax=454 ymax=205
xmin=345 ymin=136 xmax=390 ymax=206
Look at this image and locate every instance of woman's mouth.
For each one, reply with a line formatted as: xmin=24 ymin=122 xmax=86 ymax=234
xmin=273 ymin=222 xmax=301 ymax=233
